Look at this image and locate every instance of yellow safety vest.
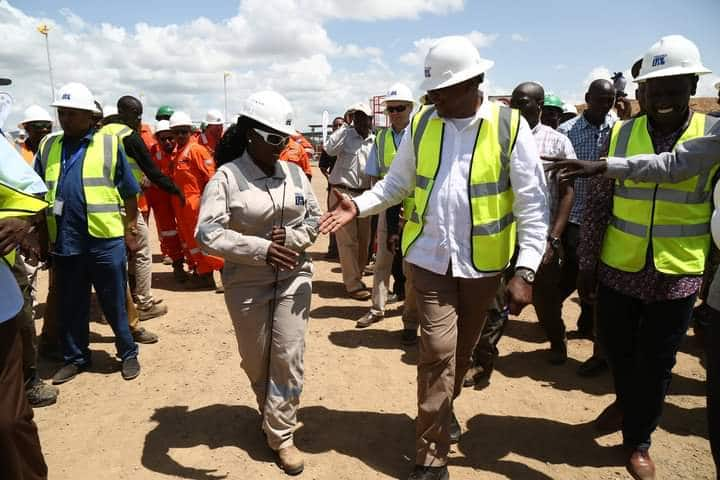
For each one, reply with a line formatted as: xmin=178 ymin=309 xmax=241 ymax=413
xmin=98 ymin=123 xmax=145 ymax=182
xmin=0 ymin=181 xmax=48 ymax=267
xmin=375 ymin=126 xmax=415 ymax=221
xmin=38 ymin=131 xmax=125 ymax=242
xmin=600 ymin=112 xmax=720 ymax=274
xmin=401 ymin=103 xmax=521 ymax=272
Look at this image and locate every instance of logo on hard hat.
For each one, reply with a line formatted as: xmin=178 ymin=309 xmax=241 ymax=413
xmin=652 ymin=54 xmax=667 ymax=67
xmin=424 ymin=67 xmax=431 ymax=78
xmin=286 ymin=119 xmax=292 ymax=126
xmin=389 ymin=90 xmax=397 ymax=96
xmin=62 ymin=93 xmax=71 ymax=100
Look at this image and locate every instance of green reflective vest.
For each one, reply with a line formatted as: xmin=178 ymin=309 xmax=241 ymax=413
xmin=0 ymin=182 xmax=49 ymax=267
xmin=401 ymin=103 xmax=521 ymax=272
xmin=600 ymin=112 xmax=720 ymax=274
xmin=98 ymin=123 xmax=144 ymax=182
xmin=39 ymin=132 xmax=125 ymax=242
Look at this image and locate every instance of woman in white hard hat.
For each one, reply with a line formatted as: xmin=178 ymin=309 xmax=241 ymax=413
xmin=196 ymin=91 xmax=321 ymax=476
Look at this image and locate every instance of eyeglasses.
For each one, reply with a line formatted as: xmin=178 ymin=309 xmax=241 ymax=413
xmin=253 ymin=128 xmax=289 ymax=147
xmin=386 ymin=105 xmax=408 ymax=114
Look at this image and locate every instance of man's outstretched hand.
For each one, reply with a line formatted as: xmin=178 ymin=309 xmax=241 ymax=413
xmin=319 ymin=189 xmax=358 ymax=234
xmin=542 ymin=156 xmax=608 ymax=181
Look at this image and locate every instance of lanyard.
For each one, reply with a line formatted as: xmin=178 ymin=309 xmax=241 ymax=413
xmin=56 ymin=139 xmax=86 ymax=198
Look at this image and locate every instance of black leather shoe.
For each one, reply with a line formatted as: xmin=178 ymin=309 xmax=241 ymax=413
xmin=408 ymin=465 xmax=449 ymax=480
xmin=52 ymin=363 xmax=89 ymax=385
xmin=121 ymin=357 xmax=141 ymax=380
xmin=449 ymin=411 xmax=461 ymax=444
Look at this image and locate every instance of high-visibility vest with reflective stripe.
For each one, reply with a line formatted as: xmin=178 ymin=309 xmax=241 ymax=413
xmin=99 ymin=123 xmax=145 ymax=182
xmin=39 ymin=132 xmax=125 ymax=242
xmin=0 ymin=181 xmax=48 ymax=267
xmin=401 ymin=103 xmax=521 ymax=272
xmin=600 ymin=113 xmax=720 ymax=274
xmin=375 ymin=127 xmax=397 ymax=178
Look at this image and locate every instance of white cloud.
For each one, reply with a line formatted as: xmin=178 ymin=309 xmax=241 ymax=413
xmin=698 ymin=74 xmax=720 ymax=97
xmin=1 ymin=0 xmax=463 ymax=131
xmin=510 ymin=33 xmax=527 ymax=42
xmin=399 ymin=30 xmax=498 ymax=66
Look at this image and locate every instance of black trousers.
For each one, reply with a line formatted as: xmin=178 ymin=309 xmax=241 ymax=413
xmin=0 ymin=316 xmax=47 ymax=480
xmin=707 ymin=315 xmax=719 ymax=476
xmin=597 ymin=284 xmax=695 ymax=450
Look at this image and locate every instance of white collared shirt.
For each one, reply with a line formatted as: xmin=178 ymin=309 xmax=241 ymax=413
xmin=354 ymin=101 xmax=549 ymax=278
xmin=325 ymin=125 xmax=374 ymax=190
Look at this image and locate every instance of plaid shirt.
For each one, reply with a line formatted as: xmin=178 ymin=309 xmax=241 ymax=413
xmin=533 ymin=123 xmax=576 ymax=226
xmin=558 ymin=113 xmax=615 ymax=224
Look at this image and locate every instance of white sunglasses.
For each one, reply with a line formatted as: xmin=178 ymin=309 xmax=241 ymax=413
xmin=252 ymin=128 xmax=289 ymax=146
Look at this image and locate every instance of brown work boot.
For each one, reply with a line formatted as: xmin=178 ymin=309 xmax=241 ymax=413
xmin=138 ymin=303 xmax=168 ymax=321
xmin=626 ymin=448 xmax=656 ymax=480
xmin=277 ymin=445 xmax=304 ymax=475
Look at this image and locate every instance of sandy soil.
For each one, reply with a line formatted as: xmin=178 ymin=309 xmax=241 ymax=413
xmin=31 ymin=169 xmax=714 ymax=480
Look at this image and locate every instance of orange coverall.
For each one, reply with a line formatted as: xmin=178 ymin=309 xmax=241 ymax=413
xmin=170 ymin=143 xmax=224 ymax=274
xmin=146 ymin=144 xmax=184 ymax=262
xmin=279 ymin=137 xmax=312 ymax=178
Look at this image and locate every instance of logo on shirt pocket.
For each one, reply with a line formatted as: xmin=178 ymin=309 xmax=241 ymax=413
xmin=295 ymin=193 xmax=305 ymax=206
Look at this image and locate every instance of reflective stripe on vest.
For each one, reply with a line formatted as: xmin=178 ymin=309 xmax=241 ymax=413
xmin=40 ymin=132 xmax=124 ymax=242
xmin=99 ymin=123 xmax=144 ymax=182
xmin=401 ymin=103 xmax=520 ymax=272
xmin=375 ymin=128 xmax=397 ymax=178
xmin=0 ymin=182 xmax=49 ymax=267
xmin=600 ymin=113 xmax=720 ymax=274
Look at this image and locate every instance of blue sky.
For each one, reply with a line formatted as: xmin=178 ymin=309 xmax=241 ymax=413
xmin=4 ymin=0 xmax=720 ymax=128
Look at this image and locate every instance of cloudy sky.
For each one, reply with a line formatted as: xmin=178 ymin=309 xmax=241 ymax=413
xmin=1 ymin=0 xmax=719 ymax=131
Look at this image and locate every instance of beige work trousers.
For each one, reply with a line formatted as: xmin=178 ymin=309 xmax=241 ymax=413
xmin=411 ymin=265 xmax=500 ymax=466
xmin=225 ymin=273 xmax=312 ymax=451
xmin=370 ymin=214 xmax=394 ymax=315
xmin=401 ymin=259 xmax=419 ymax=331
xmin=330 ymin=189 xmax=371 ymax=293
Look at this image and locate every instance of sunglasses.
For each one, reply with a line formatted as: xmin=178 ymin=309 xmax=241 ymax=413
xmin=253 ymin=128 xmax=289 ymax=147
xmin=386 ymin=105 xmax=408 ymax=114
xmin=25 ymin=121 xmax=52 ymax=130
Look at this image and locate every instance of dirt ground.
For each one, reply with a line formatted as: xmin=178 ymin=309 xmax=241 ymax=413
xmin=32 ymin=168 xmax=714 ymax=480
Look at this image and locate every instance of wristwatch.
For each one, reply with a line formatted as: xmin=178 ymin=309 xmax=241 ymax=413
xmin=514 ymin=267 xmax=536 ymax=284
xmin=548 ymin=235 xmax=561 ymax=250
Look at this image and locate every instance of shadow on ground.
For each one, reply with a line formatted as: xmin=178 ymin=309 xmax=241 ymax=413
xmin=328 ymin=327 xmax=418 ymax=365
xmin=142 ymin=404 xmax=414 ymax=480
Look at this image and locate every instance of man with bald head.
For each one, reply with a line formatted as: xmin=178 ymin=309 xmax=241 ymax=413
xmin=511 ymin=82 xmax=577 ymax=364
xmin=557 ymin=78 xmax=616 ymax=376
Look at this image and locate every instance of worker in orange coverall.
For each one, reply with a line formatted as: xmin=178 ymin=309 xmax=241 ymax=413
xmin=279 ymin=134 xmax=313 ymax=180
xmin=168 ymin=111 xmax=223 ymax=289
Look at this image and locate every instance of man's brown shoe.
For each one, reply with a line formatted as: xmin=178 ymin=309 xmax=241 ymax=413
xmin=277 ymin=445 xmax=304 ymax=475
xmin=626 ymin=449 xmax=655 ymax=480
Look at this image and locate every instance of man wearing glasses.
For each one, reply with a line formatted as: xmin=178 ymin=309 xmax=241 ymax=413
xmin=357 ymin=84 xmax=416 ymax=330
xmin=17 ymin=106 xmax=53 ymax=165
xmin=169 ymin=111 xmax=224 ymax=290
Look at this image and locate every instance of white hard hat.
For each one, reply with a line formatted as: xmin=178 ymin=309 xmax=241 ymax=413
xmin=347 ymin=102 xmax=372 ymax=116
xmin=635 ymin=35 xmax=711 ymax=82
xmin=563 ymin=103 xmax=577 ymax=114
xmin=155 ymin=120 xmax=171 ymax=134
xmin=51 ymin=82 xmax=99 ymax=112
xmin=169 ymin=111 xmax=193 ymax=128
xmin=240 ymin=91 xmax=295 ymax=136
xmin=103 ymin=105 xmax=118 ymax=118
xmin=18 ymin=105 xmax=52 ymax=128
xmin=420 ymin=36 xmax=494 ymax=92
xmin=205 ymin=109 xmax=224 ymax=125
xmin=381 ymin=83 xmax=415 ymax=105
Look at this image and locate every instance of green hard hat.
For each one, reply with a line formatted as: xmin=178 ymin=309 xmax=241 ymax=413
xmin=155 ymin=105 xmax=174 ymax=119
xmin=543 ymin=94 xmax=564 ymax=110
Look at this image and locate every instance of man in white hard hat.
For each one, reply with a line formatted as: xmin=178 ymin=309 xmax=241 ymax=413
xmin=320 ymin=36 xmax=548 ymax=480
xmin=17 ymin=105 xmax=52 ymax=165
xmin=34 ymin=82 xmax=143 ymax=384
xmin=196 ymin=109 xmax=224 ymax=154
xmin=572 ymin=35 xmax=715 ymax=480
xmin=356 ymin=84 xmax=419 ymax=338
xmin=325 ymin=102 xmax=375 ymax=300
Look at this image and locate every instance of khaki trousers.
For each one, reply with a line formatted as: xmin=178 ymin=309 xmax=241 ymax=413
xmin=370 ymin=214 xmax=395 ymax=315
xmin=402 ymin=260 xmax=419 ymax=331
xmin=330 ymin=189 xmax=371 ymax=293
xmin=412 ymin=265 xmax=500 ymax=466
xmin=128 ymin=212 xmax=155 ymax=309
xmin=225 ymin=273 xmax=312 ymax=451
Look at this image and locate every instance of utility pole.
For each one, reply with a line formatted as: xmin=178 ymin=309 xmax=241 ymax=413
xmin=37 ymin=23 xmax=56 ymax=102
xmin=223 ymin=72 xmax=231 ymax=124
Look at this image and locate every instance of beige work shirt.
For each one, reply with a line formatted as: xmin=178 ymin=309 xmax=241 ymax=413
xmin=196 ymin=152 xmax=322 ymax=291
xmin=325 ymin=124 xmax=374 ymax=190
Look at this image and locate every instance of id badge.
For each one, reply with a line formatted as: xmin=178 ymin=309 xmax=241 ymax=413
xmin=53 ymin=198 xmax=64 ymax=216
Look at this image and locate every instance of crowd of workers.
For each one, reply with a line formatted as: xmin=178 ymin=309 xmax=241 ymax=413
xmin=1 ymin=31 xmax=719 ymax=480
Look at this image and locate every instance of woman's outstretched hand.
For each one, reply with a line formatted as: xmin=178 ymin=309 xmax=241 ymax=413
xmin=319 ymin=189 xmax=359 ymax=234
